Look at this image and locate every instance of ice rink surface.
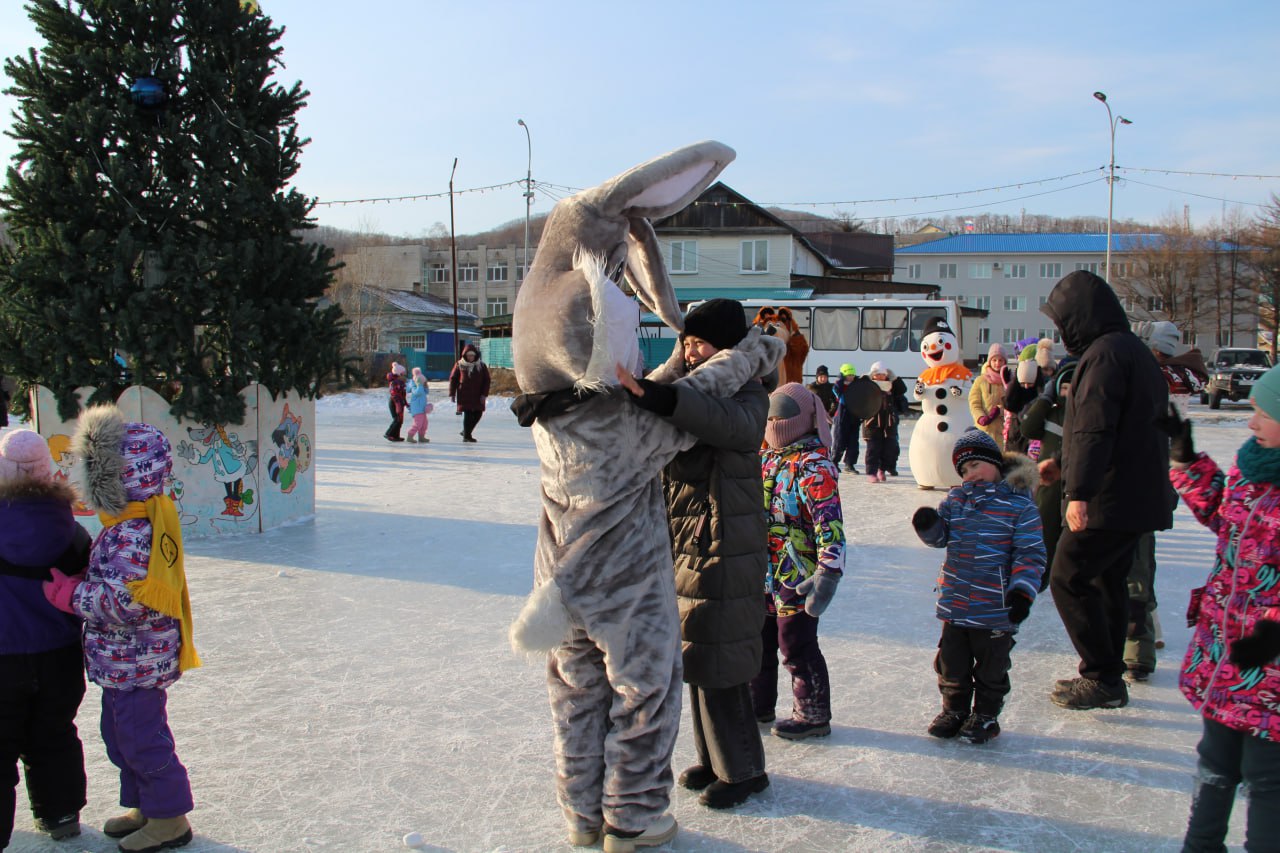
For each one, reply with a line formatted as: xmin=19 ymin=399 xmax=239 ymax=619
xmin=5 ymin=389 xmax=1255 ymax=852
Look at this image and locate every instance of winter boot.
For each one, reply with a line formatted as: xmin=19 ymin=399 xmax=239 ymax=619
xmin=771 ymin=718 xmax=831 ymax=740
xmin=567 ymin=827 xmax=600 ymax=847
xmin=406 ymin=435 xmax=417 ymax=443
xmin=1125 ymin=665 xmax=1152 ymax=683
xmin=118 ymin=815 xmax=192 ymax=852
xmin=35 ymin=812 xmax=80 ymax=840
xmin=678 ymin=764 xmax=717 ymax=791
xmin=103 ymin=808 xmax=147 ymax=838
xmin=959 ymin=713 xmax=1001 ymax=744
xmin=927 ymin=709 xmax=967 ymax=739
xmin=877 ymin=470 xmax=887 ymax=482
xmin=699 ymin=774 xmax=769 ymax=809
xmin=1050 ymin=677 xmax=1128 ymax=710
xmin=602 ymin=813 xmax=677 ymax=853
xmin=755 ymin=710 xmax=776 ymax=724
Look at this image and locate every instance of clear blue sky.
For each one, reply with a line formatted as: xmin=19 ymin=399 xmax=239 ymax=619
xmin=1 ymin=1 xmax=1278 ymax=238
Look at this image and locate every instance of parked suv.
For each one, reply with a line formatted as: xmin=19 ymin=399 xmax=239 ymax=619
xmin=1202 ymin=347 xmax=1273 ymax=409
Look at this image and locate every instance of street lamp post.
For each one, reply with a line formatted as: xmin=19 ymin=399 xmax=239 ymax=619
xmin=517 ymin=119 xmax=533 ymax=286
xmin=1093 ymin=91 xmax=1133 ymax=284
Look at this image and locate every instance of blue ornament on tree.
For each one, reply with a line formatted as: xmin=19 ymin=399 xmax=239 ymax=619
xmin=129 ymin=76 xmax=167 ymax=111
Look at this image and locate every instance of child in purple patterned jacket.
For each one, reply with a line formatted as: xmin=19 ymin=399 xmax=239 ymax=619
xmin=42 ymin=407 xmax=200 ymax=853
xmin=1166 ymin=367 xmax=1280 ymax=852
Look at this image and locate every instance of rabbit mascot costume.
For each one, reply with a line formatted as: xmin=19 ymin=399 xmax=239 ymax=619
xmin=509 ymin=141 xmax=783 ymax=849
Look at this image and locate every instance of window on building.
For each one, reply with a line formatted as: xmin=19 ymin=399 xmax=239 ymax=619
xmin=1003 ymin=295 xmax=1027 ymax=311
xmin=458 ymin=264 xmax=479 ymax=283
xmin=812 ymin=307 xmax=859 ymax=350
xmin=428 ymin=264 xmax=449 ymax=283
xmin=487 ymin=297 xmax=509 ymax=317
xmin=400 ymin=334 xmax=426 ymax=350
xmin=1005 ymin=263 xmax=1027 ymax=279
xmin=1002 ymin=328 xmax=1026 ymax=344
xmin=487 ymin=261 xmax=508 ymax=282
xmin=1148 ymin=296 xmax=1165 ymax=312
xmin=860 ymin=307 xmax=910 ymax=352
xmin=1038 ymin=328 xmax=1060 ymax=343
xmin=1039 ymin=295 xmax=1049 ymax=309
xmin=740 ymin=240 xmax=768 ymax=273
xmin=907 ymin=263 xmax=922 ymax=279
xmin=516 ymin=264 xmax=526 ymax=282
xmin=1113 ymin=262 xmax=1131 ymax=279
xmin=939 ymin=263 xmax=957 ymax=279
xmin=671 ymin=240 xmax=698 ymax=273
xmin=977 ymin=327 xmax=990 ymax=344
xmin=1075 ymin=262 xmax=1100 ymax=274
xmin=458 ymin=298 xmax=478 ymax=314
xmin=954 ymin=294 xmax=968 ymax=304
xmin=969 ymin=263 xmax=993 ymax=279
xmin=974 ymin=295 xmax=991 ymax=311
xmin=1040 ymin=263 xmax=1062 ymax=278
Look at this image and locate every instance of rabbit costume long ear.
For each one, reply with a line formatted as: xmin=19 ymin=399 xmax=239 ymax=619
xmin=512 ymin=141 xmax=735 ymax=395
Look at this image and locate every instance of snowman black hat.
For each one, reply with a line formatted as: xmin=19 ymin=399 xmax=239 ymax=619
xmin=922 ymin=317 xmax=955 ymax=338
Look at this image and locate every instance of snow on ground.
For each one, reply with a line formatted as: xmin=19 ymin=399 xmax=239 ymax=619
xmin=5 ymin=390 xmax=1257 ymax=853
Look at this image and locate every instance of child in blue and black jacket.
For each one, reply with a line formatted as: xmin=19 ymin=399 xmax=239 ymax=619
xmin=911 ymin=428 xmax=1045 ymax=744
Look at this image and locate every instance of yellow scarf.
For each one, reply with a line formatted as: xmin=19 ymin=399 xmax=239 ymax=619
xmin=99 ymin=495 xmax=202 ymax=672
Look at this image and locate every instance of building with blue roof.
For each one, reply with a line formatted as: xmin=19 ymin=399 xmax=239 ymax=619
xmin=896 ymin=233 xmax=1252 ymax=354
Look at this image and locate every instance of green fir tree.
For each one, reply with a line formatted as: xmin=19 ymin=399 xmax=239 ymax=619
xmin=0 ymin=0 xmax=351 ymax=422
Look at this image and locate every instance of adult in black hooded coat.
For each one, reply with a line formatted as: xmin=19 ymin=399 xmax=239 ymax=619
xmin=1040 ymin=271 xmax=1172 ymax=710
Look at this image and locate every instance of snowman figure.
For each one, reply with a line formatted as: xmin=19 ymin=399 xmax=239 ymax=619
xmin=908 ymin=317 xmax=974 ymax=489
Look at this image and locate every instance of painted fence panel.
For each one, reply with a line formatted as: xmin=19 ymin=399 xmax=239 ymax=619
xmin=26 ymin=383 xmax=313 ymax=539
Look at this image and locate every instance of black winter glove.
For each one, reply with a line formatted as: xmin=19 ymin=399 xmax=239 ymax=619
xmin=1007 ymin=592 xmax=1033 ymax=625
xmin=912 ymin=506 xmax=940 ymax=533
xmin=1159 ymin=404 xmax=1196 ymax=464
xmin=1229 ymin=620 xmax=1280 ymax=669
xmin=626 ymin=378 xmax=678 ymax=417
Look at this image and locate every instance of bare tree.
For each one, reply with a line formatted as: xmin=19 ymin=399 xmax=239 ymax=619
xmin=1109 ymin=213 xmax=1216 ymax=337
xmin=1244 ymin=194 xmax=1280 ymax=359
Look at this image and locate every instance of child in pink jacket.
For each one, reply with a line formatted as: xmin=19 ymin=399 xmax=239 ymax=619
xmin=1166 ymin=367 xmax=1280 ymax=851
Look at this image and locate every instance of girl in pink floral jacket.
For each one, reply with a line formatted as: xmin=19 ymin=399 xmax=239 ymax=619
xmin=1168 ymin=368 xmax=1280 ymax=851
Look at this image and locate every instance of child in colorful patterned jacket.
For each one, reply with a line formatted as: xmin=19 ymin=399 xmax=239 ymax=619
xmin=42 ymin=406 xmax=201 ymax=853
xmin=911 ymin=428 xmax=1045 ymax=744
xmin=751 ymin=382 xmax=845 ymax=741
xmin=1165 ymin=367 xmax=1280 ymax=852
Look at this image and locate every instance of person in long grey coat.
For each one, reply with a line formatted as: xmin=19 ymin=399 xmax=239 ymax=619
xmin=619 ymin=298 xmax=772 ymax=810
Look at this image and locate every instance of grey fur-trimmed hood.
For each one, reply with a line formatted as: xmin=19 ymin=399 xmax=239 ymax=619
xmin=1002 ymin=452 xmax=1039 ymax=496
xmin=71 ymin=404 xmax=129 ymax=514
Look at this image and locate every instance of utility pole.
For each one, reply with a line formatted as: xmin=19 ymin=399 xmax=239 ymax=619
xmin=449 ymin=158 xmax=460 ymax=358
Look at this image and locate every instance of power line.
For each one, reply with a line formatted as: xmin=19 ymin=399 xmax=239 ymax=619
xmin=314 ymin=179 xmax=526 ymax=207
xmin=1119 ymin=177 xmax=1270 ymax=209
xmin=1119 ymin=167 xmax=1280 ymax=180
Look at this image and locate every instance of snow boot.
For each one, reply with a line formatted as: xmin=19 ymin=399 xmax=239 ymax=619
xmin=771 ymin=718 xmax=831 ymax=740
xmin=567 ymin=827 xmax=600 ymax=847
xmin=602 ymin=814 xmax=677 ymax=853
xmin=406 ymin=435 xmax=417 ymax=443
xmin=35 ymin=812 xmax=80 ymax=840
xmin=117 ymin=815 xmax=192 ymax=852
xmin=927 ymin=709 xmax=967 ymax=739
xmin=678 ymin=764 xmax=717 ymax=791
xmin=103 ymin=808 xmax=147 ymax=838
xmin=959 ymin=713 xmax=1001 ymax=744
xmin=1050 ymin=677 xmax=1128 ymax=709
xmin=699 ymin=774 xmax=769 ymax=809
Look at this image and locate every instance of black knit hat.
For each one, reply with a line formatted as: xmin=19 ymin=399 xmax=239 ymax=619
xmin=815 ymin=365 xmax=830 ymax=376
xmin=952 ymin=428 xmax=1003 ymax=476
xmin=682 ymin=298 xmax=748 ymax=351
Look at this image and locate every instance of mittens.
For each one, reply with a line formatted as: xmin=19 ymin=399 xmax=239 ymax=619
xmin=976 ymin=413 xmax=992 ymax=426
xmin=987 ymin=406 xmax=1002 ymax=421
xmin=1229 ymin=620 xmax=1280 ymax=670
xmin=1160 ymin=404 xmax=1196 ymax=464
xmin=912 ymin=506 xmax=940 ymax=532
xmin=1007 ymin=592 xmax=1033 ymax=625
xmin=795 ymin=571 xmax=840 ymax=618
xmin=42 ymin=568 xmax=82 ymax=615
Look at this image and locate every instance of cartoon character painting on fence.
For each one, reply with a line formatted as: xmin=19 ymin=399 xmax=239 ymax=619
xmin=177 ymin=424 xmax=259 ymax=520
xmin=266 ymin=403 xmax=311 ymax=495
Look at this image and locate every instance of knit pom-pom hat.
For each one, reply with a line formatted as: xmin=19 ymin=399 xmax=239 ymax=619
xmin=391 ymin=362 xmax=407 ymax=376
xmin=0 ymin=429 xmax=54 ymax=482
xmin=952 ymin=428 xmax=1003 ymax=476
xmin=764 ymin=382 xmax=832 ymax=450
